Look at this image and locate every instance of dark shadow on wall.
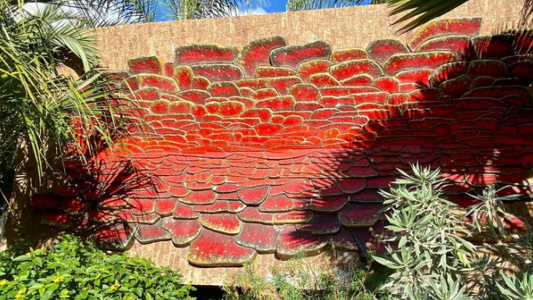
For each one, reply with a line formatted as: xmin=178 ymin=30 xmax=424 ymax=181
xmin=303 ymin=30 xmax=533 ymax=261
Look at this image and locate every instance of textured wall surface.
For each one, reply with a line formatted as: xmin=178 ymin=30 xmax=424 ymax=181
xmin=34 ymin=14 xmax=533 ymax=285
xmin=95 ymin=0 xmax=524 ymax=71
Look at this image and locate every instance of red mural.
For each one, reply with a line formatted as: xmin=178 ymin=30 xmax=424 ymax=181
xmin=33 ymin=18 xmax=533 ymax=267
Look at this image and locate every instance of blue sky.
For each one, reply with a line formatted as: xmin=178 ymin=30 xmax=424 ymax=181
xmin=236 ymin=1 xmax=374 ymax=15
xmin=263 ymin=1 xmax=287 ymax=13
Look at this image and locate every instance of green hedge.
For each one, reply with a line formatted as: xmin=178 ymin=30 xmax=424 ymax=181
xmin=0 ymin=235 xmax=194 ymax=300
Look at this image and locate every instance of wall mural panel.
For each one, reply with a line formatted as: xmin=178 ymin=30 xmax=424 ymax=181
xmin=33 ymin=17 xmax=533 ymax=268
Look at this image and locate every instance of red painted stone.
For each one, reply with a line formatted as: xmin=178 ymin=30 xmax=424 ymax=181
xmin=175 ymin=44 xmax=239 ymax=65
xmin=336 ymin=178 xmax=365 ymax=193
xmin=188 ymin=229 xmax=256 ymax=267
xmin=173 ymin=203 xmax=200 ymax=219
xmin=236 ymin=77 xmax=303 ymax=95
xmin=237 ymin=186 xmax=269 ymax=205
xmin=383 ymin=52 xmax=457 ymax=76
xmin=353 ymin=92 xmax=389 ymax=105
xmin=164 ymin=62 xmax=174 ymax=77
xmin=207 ymin=82 xmax=241 ymax=97
xmin=136 ymin=74 xmax=179 ymax=94
xmin=255 ymin=96 xmax=295 ymax=111
xmin=310 ymin=195 xmax=349 ymax=212
xmin=192 ymin=64 xmax=244 ymax=82
xmin=177 ymin=90 xmax=210 ymax=104
xmin=296 ymin=215 xmax=340 ymax=235
xmin=330 ymin=60 xmax=383 ymax=80
xmin=438 ymin=74 xmax=473 ymax=98
xmin=270 ymin=41 xmax=332 ymax=68
xmin=136 ymin=220 xmax=171 ymax=243
xmin=309 ymin=73 xmax=340 ymax=87
xmin=199 ymin=213 xmax=242 ymax=235
xmin=409 ymin=18 xmax=481 ymax=50
xmin=373 ymin=77 xmax=400 ymax=93
xmin=276 ymin=226 xmax=327 ymax=259
xmin=255 ymin=67 xmax=296 ymax=78
xmin=219 ymin=101 xmax=245 ymax=117
xmin=241 ymin=108 xmax=272 ymax=122
xmin=238 ymin=207 xmax=274 ymax=224
xmin=395 ymin=69 xmax=432 ymax=85
xmin=467 ymin=60 xmax=509 ymax=79
xmin=172 ymin=66 xmax=194 ymax=90
xmin=331 ymin=49 xmax=368 ymax=63
xmin=341 ymin=74 xmax=373 ymax=86
xmin=474 ymin=34 xmax=515 ymax=58
xmin=509 ymin=61 xmax=533 ymax=84
xmin=162 ymin=218 xmax=202 ymax=245
xmin=297 ymin=60 xmax=334 ymax=81
xmin=338 ymin=203 xmax=382 ymax=227
xmin=429 ymin=61 xmax=469 ymax=86
xmin=181 ymin=190 xmax=217 ymax=205
xmin=416 ymin=36 xmax=475 ymax=60
xmin=367 ymin=39 xmax=410 ymax=65
xmin=332 ymin=230 xmax=358 ymax=251
xmin=237 ymin=36 xmax=287 ymax=77
xmin=95 ymin=223 xmax=136 ymax=251
xmin=289 ymin=84 xmax=321 ymax=102
xmin=155 ymin=198 xmax=177 ymax=216
xmin=252 ymin=88 xmax=279 ymax=100
xmin=128 ymin=56 xmax=164 ymax=75
xmin=191 ymin=76 xmax=211 ymax=90
xmin=235 ymin=223 xmax=280 ymax=253
xmin=259 ymin=194 xmax=299 ymax=212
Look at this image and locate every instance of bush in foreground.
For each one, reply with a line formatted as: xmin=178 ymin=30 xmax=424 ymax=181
xmin=0 ymin=235 xmax=194 ymax=300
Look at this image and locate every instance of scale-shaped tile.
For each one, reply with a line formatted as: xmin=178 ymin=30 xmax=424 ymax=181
xmin=188 ymin=229 xmax=257 ymax=267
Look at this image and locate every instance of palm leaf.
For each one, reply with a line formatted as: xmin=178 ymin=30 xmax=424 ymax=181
xmin=288 ymin=0 xmax=386 ymax=10
xmin=387 ymin=0 xmax=469 ymax=33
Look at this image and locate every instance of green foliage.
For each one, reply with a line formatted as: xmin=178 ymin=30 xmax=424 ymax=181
xmin=0 ymin=235 xmax=194 ymax=300
xmin=1 ymin=0 xmax=133 ymax=183
xmin=496 ymin=270 xmax=533 ymax=300
xmin=287 ymin=0 xmax=386 ymax=11
xmin=374 ymin=164 xmax=533 ymax=300
xmin=375 ymin=165 xmax=475 ymax=298
xmin=223 ymin=253 xmax=389 ymax=300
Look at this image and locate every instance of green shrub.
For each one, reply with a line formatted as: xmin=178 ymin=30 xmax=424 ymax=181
xmin=374 ymin=164 xmax=533 ymax=300
xmin=0 ymin=235 xmax=194 ymax=300
xmin=223 ymin=253 xmax=389 ymax=300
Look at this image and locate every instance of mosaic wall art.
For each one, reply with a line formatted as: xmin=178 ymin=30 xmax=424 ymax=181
xmin=32 ymin=17 xmax=533 ymax=267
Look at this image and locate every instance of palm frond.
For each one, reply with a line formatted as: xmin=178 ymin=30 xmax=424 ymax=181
xmin=1 ymin=0 xmax=133 ymax=182
xmin=287 ymin=0 xmax=386 ymax=11
xmin=387 ymin=0 xmax=468 ymax=34
xmin=159 ymin=0 xmax=267 ymax=21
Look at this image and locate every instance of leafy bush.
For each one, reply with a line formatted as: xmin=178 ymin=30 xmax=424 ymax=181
xmin=374 ymin=164 xmax=533 ymax=300
xmin=223 ymin=253 xmax=389 ymax=300
xmin=0 ymin=235 xmax=194 ymax=300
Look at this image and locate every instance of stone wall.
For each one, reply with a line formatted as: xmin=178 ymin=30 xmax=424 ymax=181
xmin=30 ymin=4 xmax=533 ymax=286
xmin=95 ymin=0 xmax=524 ymax=71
